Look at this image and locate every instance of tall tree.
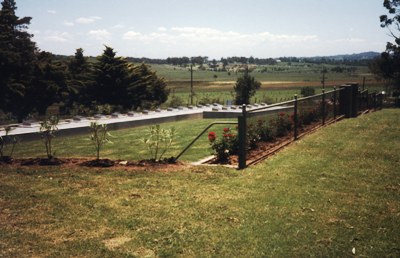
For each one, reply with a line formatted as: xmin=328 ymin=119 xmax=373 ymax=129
xmin=371 ymin=0 xmax=400 ymax=93
xmin=0 ymin=0 xmax=37 ymax=121
xmin=67 ymin=48 xmax=92 ymax=108
xmin=129 ymin=63 xmax=169 ymax=109
xmin=90 ymin=46 xmax=132 ymax=108
xmin=233 ymin=67 xmax=261 ymax=105
xmin=27 ymin=51 xmax=69 ymax=116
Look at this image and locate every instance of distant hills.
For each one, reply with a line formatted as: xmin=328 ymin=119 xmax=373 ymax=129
xmin=304 ymin=51 xmax=380 ymax=61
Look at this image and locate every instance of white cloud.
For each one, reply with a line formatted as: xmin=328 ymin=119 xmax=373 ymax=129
xmin=112 ymin=24 xmax=125 ymax=29
xmin=43 ymin=32 xmax=72 ymax=43
xmin=63 ymin=21 xmax=74 ymax=27
xmin=75 ymin=16 xmax=102 ymax=24
xmin=47 ymin=10 xmax=56 ymax=14
xmin=88 ymin=29 xmax=111 ymax=40
xmin=122 ymin=27 xmax=318 ymax=45
xmin=123 ymin=31 xmax=142 ymax=40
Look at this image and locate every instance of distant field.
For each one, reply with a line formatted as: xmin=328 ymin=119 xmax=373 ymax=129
xmin=142 ymin=62 xmax=382 ymax=106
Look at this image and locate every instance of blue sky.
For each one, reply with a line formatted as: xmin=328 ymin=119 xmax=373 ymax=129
xmin=16 ymin=0 xmax=392 ymax=58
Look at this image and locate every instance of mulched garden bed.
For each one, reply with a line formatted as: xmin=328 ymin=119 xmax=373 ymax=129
xmin=204 ymin=116 xmax=343 ymax=167
xmin=0 ymin=157 xmax=185 ymax=172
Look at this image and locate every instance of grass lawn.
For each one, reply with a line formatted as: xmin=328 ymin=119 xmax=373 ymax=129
xmin=1 ymin=109 xmax=399 ymax=257
xmin=10 ymin=119 xmax=235 ymax=162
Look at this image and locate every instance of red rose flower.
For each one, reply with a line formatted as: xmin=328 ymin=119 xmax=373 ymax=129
xmin=208 ymin=131 xmax=216 ymax=142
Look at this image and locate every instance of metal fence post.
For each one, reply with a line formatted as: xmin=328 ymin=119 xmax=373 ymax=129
xmin=322 ymin=89 xmax=326 ymax=125
xmin=238 ymin=105 xmax=247 ymax=169
xmin=333 ymin=87 xmax=337 ymax=120
xmin=294 ymin=95 xmax=298 ymax=140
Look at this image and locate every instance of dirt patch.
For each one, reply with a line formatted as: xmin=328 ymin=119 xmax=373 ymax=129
xmin=103 ymin=236 xmax=132 ymax=250
xmin=1 ymin=157 xmax=187 ymax=172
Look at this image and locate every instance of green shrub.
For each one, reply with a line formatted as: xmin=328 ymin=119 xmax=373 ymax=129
xmin=39 ymin=116 xmax=59 ymax=159
xmin=89 ymin=122 xmax=112 ymax=160
xmin=142 ymin=125 xmax=177 ymax=161
xmin=300 ymin=86 xmax=315 ymax=97
xmin=208 ymin=127 xmax=238 ymax=162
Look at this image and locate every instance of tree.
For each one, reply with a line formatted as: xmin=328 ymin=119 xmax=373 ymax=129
xmin=27 ymin=51 xmax=69 ymax=116
xmin=371 ymin=0 xmax=400 ymax=93
xmin=233 ymin=67 xmax=261 ymax=105
xmin=90 ymin=46 xmax=133 ymax=108
xmin=67 ymin=48 xmax=93 ymax=108
xmin=0 ymin=0 xmax=37 ymax=121
xmin=129 ymin=63 xmax=169 ymax=109
xmin=89 ymin=46 xmax=169 ymax=110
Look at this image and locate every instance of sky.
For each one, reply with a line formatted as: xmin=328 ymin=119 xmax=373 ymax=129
xmin=15 ymin=0 xmax=393 ymax=59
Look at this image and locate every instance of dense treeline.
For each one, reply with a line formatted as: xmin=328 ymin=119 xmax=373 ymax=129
xmin=0 ymin=0 xmax=168 ymax=122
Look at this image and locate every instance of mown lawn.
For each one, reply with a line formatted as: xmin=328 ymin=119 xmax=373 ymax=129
xmin=1 ymin=109 xmax=399 ymax=257
xmin=10 ymin=118 xmax=235 ymax=162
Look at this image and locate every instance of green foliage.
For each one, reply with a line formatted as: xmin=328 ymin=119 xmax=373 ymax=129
xmin=39 ymin=116 xmax=59 ymax=159
xmin=370 ymin=0 xmax=400 ymax=92
xmin=89 ymin=46 xmax=169 ymax=111
xmin=142 ymin=124 xmax=177 ymax=161
xmin=89 ymin=122 xmax=112 ymax=160
xmin=0 ymin=126 xmax=18 ymax=160
xmin=0 ymin=0 xmax=37 ymax=121
xmin=168 ymin=95 xmax=185 ymax=107
xmin=271 ymin=112 xmax=293 ymax=137
xmin=28 ymin=51 xmax=70 ymax=116
xmin=208 ymin=127 xmax=238 ymax=162
xmin=233 ymin=68 xmax=261 ymax=105
xmin=300 ymin=86 xmax=316 ymax=97
xmin=129 ymin=63 xmax=169 ymax=109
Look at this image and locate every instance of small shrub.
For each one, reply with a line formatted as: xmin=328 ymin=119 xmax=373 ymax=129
xmin=89 ymin=122 xmax=112 ymax=160
xmin=39 ymin=116 xmax=59 ymax=159
xmin=301 ymin=86 xmax=316 ymax=97
xmin=208 ymin=127 xmax=238 ymax=162
xmin=0 ymin=126 xmax=18 ymax=162
xmin=247 ymin=123 xmax=261 ymax=149
xmin=168 ymin=95 xmax=185 ymax=107
xmin=273 ymin=112 xmax=293 ymax=137
xmin=255 ymin=119 xmax=275 ymax=142
xmin=142 ymin=125 xmax=177 ymax=161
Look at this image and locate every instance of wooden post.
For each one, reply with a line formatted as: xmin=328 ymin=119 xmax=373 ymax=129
xmin=238 ymin=105 xmax=247 ymax=169
xmin=294 ymin=95 xmax=298 ymax=140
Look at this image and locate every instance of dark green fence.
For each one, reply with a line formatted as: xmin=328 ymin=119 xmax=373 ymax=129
xmin=237 ymin=83 xmax=384 ymax=169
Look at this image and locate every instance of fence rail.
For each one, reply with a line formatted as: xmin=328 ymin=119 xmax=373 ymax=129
xmin=235 ymin=83 xmax=383 ymax=169
xmin=175 ymin=83 xmax=384 ymax=169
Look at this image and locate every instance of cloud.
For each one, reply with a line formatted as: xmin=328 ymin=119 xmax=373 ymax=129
xmin=43 ymin=32 xmax=72 ymax=43
xmin=112 ymin=24 xmax=125 ymax=29
xmin=47 ymin=10 xmax=56 ymax=14
xmin=63 ymin=21 xmax=74 ymax=27
xmin=123 ymin=31 xmax=142 ymax=40
xmin=122 ymin=27 xmax=318 ymax=45
xmin=119 ymin=26 xmax=321 ymax=58
xmin=88 ymin=29 xmax=111 ymax=40
xmin=75 ymin=16 xmax=102 ymax=24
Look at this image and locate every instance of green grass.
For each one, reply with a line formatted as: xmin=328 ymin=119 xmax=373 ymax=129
xmin=12 ymin=119 xmax=235 ymax=162
xmin=1 ymin=109 xmax=399 ymax=257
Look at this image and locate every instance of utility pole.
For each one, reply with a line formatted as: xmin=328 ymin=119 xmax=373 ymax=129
xmin=190 ymin=64 xmax=193 ymax=105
